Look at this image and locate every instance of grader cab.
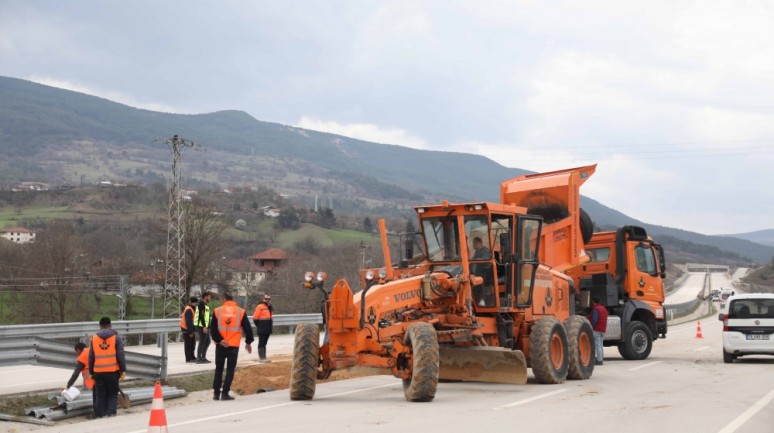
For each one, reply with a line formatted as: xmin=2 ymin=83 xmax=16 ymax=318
xmin=290 ymin=165 xmax=598 ymax=402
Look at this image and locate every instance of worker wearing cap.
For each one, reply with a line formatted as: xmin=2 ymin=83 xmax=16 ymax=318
xmin=211 ymin=292 xmax=253 ymax=401
xmin=88 ymin=317 xmax=127 ymax=418
xmin=252 ymin=294 xmax=274 ymax=363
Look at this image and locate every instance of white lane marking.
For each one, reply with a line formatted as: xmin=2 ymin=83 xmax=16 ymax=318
xmin=716 ymin=388 xmax=774 ymax=433
xmin=628 ymin=361 xmax=662 ymax=371
xmin=123 ymin=382 xmax=396 ymax=433
xmin=493 ymin=389 xmax=568 ymax=410
xmin=694 ymin=346 xmax=712 ymax=352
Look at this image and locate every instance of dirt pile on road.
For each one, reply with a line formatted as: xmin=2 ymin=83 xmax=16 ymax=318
xmin=231 ymin=360 xmax=379 ymax=395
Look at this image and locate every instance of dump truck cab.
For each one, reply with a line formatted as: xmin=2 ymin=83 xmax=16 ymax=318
xmin=566 ymin=226 xmax=667 ymax=360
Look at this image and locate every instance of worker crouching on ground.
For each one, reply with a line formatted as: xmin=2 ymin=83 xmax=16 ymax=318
xmin=88 ymin=317 xmax=127 ymax=418
xmin=211 ymin=292 xmax=254 ymax=401
xmin=65 ymin=342 xmax=96 ymax=415
xmin=252 ymin=294 xmax=273 ymax=363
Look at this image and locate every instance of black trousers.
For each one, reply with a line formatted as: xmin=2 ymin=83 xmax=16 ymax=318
xmin=258 ymin=333 xmax=270 ymax=349
xmin=183 ymin=331 xmax=196 ymax=362
xmin=93 ymin=372 xmax=119 ymax=417
xmin=213 ymin=345 xmax=239 ymax=396
xmin=196 ymin=327 xmax=211 ymax=359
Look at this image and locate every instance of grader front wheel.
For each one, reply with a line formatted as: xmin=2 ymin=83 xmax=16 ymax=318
xmin=289 ymin=323 xmax=320 ymax=400
xmin=402 ymin=322 xmax=439 ymax=402
xmin=529 ymin=317 xmax=569 ymax=384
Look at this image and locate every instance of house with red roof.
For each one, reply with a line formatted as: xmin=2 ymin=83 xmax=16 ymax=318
xmin=0 ymin=227 xmax=36 ymax=244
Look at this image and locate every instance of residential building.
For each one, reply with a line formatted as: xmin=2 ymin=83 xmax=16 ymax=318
xmin=0 ymin=227 xmax=36 ymax=244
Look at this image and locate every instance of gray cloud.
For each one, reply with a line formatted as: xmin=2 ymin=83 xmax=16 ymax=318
xmin=1 ymin=0 xmax=772 ymax=234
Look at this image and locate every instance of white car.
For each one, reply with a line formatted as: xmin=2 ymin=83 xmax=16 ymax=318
xmin=719 ymin=293 xmax=774 ymax=363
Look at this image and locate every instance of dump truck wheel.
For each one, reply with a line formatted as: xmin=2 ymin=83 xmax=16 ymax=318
xmin=290 ymin=323 xmax=320 ymax=400
xmin=402 ymin=322 xmax=439 ymax=402
xmin=580 ymin=208 xmax=593 ymax=245
xmin=529 ymin=317 xmax=569 ymax=384
xmin=617 ymin=321 xmax=652 ymax=360
xmin=564 ymin=316 xmax=594 ymax=380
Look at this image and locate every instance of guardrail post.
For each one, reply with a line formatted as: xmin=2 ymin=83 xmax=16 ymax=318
xmin=160 ymin=331 xmax=168 ymax=382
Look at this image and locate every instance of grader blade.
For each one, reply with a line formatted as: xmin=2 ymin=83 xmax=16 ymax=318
xmin=439 ymin=346 xmax=528 ymax=384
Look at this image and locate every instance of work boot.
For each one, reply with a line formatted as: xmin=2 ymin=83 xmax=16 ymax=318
xmin=258 ymin=347 xmax=270 ymax=364
xmin=221 ymin=394 xmax=235 ymax=401
xmin=213 ymin=392 xmax=220 ymax=401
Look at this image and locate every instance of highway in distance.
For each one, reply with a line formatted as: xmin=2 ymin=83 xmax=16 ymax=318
xmin=12 ymin=315 xmax=773 ymax=433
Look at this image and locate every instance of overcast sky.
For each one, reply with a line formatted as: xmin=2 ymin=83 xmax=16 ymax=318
xmin=2 ymin=1 xmax=773 ymax=235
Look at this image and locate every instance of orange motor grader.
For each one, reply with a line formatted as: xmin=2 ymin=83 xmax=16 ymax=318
xmin=290 ymin=165 xmax=598 ymax=402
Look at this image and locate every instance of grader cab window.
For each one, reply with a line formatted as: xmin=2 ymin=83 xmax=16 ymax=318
xmin=422 ymin=217 xmax=460 ymax=262
xmin=464 ymin=215 xmax=495 ymax=307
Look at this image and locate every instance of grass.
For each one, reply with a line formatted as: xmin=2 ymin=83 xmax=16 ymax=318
xmin=0 ymin=293 xmax=163 ymax=324
xmin=277 ymin=223 xmax=374 ymax=248
xmin=0 ymin=206 xmax=71 ymax=227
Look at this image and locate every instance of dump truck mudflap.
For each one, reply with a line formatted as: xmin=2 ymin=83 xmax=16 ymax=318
xmin=439 ymin=346 xmax=528 ymax=384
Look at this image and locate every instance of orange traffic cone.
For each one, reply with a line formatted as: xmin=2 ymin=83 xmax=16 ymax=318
xmin=695 ymin=321 xmax=704 ymax=339
xmin=147 ymin=381 xmax=168 ymax=433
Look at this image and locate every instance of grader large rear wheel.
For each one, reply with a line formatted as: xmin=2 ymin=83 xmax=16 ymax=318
xmin=529 ymin=317 xmax=569 ymax=384
xmin=402 ymin=322 xmax=439 ymax=402
xmin=289 ymin=323 xmax=320 ymax=400
xmin=564 ymin=315 xmax=595 ymax=380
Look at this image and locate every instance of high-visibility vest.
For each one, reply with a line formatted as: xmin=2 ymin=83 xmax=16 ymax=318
xmin=76 ymin=348 xmax=95 ymax=389
xmin=253 ymin=303 xmax=272 ymax=320
xmin=194 ymin=303 xmax=211 ymax=328
xmin=179 ymin=305 xmax=195 ymax=330
xmin=214 ymin=301 xmax=245 ymax=348
xmin=91 ymin=335 xmax=119 ymax=373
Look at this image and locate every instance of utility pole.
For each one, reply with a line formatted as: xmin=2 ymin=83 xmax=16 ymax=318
xmin=160 ymin=135 xmax=204 ymax=318
xmin=118 ymin=275 xmax=127 ymax=321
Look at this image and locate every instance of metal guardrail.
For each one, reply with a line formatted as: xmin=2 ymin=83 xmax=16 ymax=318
xmin=0 ymin=337 xmax=163 ymax=381
xmin=0 ymin=314 xmax=322 ymax=339
xmin=0 ymin=314 xmax=322 ymax=382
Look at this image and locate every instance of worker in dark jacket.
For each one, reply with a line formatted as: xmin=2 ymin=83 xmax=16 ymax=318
xmin=211 ymin=292 xmax=254 ymax=400
xmin=588 ymin=297 xmax=608 ymax=366
xmin=252 ymin=294 xmax=273 ymax=363
xmin=88 ymin=317 xmax=127 ymax=418
xmin=195 ymin=292 xmax=213 ymax=363
xmin=180 ymin=296 xmax=198 ymax=363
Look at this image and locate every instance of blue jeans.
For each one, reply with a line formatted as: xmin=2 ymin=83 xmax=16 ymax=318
xmin=593 ymin=331 xmax=605 ymax=362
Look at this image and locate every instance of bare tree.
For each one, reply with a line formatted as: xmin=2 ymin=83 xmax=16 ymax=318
xmin=24 ymin=222 xmax=86 ymax=323
xmin=182 ymin=203 xmax=228 ymax=301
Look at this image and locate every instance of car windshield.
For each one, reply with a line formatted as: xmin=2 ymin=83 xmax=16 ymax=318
xmin=728 ymin=298 xmax=774 ymax=319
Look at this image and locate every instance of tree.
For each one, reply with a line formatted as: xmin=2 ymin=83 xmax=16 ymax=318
xmin=278 ymin=206 xmax=300 ymax=229
xmin=405 ymin=217 xmax=417 ymax=233
xmin=182 ymin=204 xmax=228 ymax=302
xmin=25 ymin=222 xmax=86 ymax=323
xmin=319 ymin=207 xmax=336 ymax=228
xmin=363 ymin=217 xmax=373 ymax=233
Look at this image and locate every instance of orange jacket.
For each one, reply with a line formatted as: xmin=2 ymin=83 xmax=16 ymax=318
xmin=253 ymin=303 xmax=272 ymax=320
xmin=214 ymin=301 xmax=247 ymax=348
xmin=91 ymin=335 xmax=120 ymax=373
xmin=179 ymin=305 xmax=195 ymax=331
xmin=76 ymin=348 xmax=95 ymax=389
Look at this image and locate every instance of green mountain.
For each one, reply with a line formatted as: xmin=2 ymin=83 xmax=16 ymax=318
xmin=1 ymin=75 xmax=773 ymax=263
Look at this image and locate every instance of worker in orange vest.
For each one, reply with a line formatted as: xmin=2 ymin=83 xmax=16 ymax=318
xmin=88 ymin=317 xmax=126 ymax=418
xmin=252 ymin=294 xmax=274 ymax=363
xmin=210 ymin=292 xmax=253 ymax=401
xmin=65 ymin=342 xmax=96 ymax=415
xmin=180 ymin=296 xmax=198 ymax=363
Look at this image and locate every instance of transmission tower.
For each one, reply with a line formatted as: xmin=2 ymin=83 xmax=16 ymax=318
xmin=160 ymin=135 xmax=204 ymax=318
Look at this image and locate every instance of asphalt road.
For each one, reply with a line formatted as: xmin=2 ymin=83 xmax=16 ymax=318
xmin=6 ymin=316 xmax=774 ymax=433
